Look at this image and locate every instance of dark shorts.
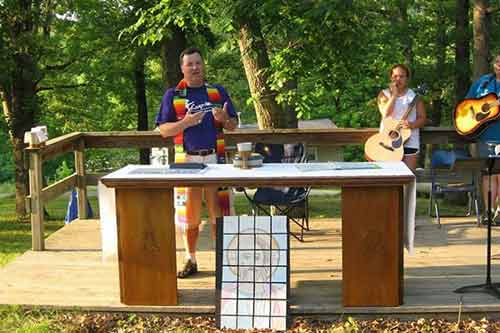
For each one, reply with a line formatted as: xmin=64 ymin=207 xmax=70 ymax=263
xmin=404 ymin=147 xmax=419 ymax=155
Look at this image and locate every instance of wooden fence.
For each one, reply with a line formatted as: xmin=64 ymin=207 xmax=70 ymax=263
xmin=24 ymin=127 xmax=469 ymax=251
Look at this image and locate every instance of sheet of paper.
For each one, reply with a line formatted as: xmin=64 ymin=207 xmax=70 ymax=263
xmin=295 ymin=162 xmax=381 ymax=172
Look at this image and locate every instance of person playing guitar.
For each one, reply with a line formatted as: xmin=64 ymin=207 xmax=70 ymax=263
xmin=376 ymin=64 xmax=427 ymax=172
xmin=466 ymin=54 xmax=500 ymax=224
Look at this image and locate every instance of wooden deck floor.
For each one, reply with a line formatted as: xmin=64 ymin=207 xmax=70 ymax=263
xmin=2 ymin=216 xmax=500 ymax=318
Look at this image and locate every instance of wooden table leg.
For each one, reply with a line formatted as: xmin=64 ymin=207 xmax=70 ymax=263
xmin=341 ymin=185 xmax=403 ymax=307
xmin=115 ymin=188 xmax=177 ymax=305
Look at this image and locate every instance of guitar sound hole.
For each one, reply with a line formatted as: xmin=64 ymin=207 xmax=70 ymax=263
xmin=476 ymin=110 xmax=490 ymax=121
xmin=389 ymin=131 xmax=400 ymax=140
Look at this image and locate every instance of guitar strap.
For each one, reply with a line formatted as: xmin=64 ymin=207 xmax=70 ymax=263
xmin=172 ymin=79 xmax=232 ymax=228
xmin=480 ymin=74 xmax=495 ymax=90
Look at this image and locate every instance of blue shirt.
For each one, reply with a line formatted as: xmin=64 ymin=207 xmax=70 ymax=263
xmin=465 ymin=74 xmax=500 ymax=142
xmin=156 ymin=84 xmax=237 ymax=152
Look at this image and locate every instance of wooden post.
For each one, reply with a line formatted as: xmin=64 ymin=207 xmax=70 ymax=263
xmin=28 ymin=148 xmax=45 ymax=251
xmin=74 ymin=139 xmax=88 ymax=219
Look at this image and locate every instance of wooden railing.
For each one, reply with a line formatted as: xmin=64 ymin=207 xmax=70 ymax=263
xmin=25 ymin=127 xmax=469 ymax=251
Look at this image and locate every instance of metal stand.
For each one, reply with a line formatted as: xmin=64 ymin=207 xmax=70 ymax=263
xmin=454 ymin=156 xmax=500 ymax=298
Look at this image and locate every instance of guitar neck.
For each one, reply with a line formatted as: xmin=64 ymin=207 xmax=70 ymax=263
xmin=394 ymin=96 xmax=419 ymax=129
xmin=402 ymin=97 xmax=419 ymax=120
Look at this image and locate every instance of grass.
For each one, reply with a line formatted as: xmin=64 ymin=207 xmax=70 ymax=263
xmin=0 ymin=193 xmax=99 ymax=268
xmin=0 ymin=199 xmax=65 ymax=268
xmin=235 ymin=188 xmax=469 ymax=220
xmin=1 ymin=308 xmax=499 ymax=332
xmin=0 ymin=306 xmax=64 ymax=333
xmin=0 ymin=188 xmax=467 ymax=268
xmin=0 ymin=182 xmax=14 ymax=197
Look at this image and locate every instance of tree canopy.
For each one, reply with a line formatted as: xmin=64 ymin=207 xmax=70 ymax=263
xmin=1 ymin=0 xmax=499 ymax=218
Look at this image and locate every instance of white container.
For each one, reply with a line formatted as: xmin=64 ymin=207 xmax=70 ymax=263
xmin=98 ymin=181 xmax=117 ymax=262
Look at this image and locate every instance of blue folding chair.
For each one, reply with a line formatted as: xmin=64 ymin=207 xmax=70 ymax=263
xmin=242 ymin=143 xmax=311 ymax=241
xmin=429 ymin=149 xmax=480 ymax=227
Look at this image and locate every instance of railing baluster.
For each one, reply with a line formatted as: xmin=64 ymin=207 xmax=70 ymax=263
xmin=75 ymin=138 xmax=88 ymax=219
xmin=29 ymin=147 xmax=45 ymax=251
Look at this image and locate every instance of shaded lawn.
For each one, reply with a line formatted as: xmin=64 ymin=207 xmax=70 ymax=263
xmin=0 ymin=189 xmax=466 ymax=268
xmin=0 ymin=196 xmax=98 ymax=268
xmin=0 ymin=204 xmax=63 ymax=268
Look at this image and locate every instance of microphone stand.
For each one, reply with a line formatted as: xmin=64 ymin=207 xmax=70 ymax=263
xmin=454 ymin=155 xmax=500 ymax=298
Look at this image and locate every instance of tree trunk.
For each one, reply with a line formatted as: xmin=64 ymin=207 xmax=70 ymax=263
xmin=134 ymin=47 xmax=150 ymax=164
xmin=431 ymin=2 xmax=446 ymax=127
xmin=160 ymin=26 xmax=186 ymax=90
xmin=455 ymin=0 xmax=471 ymax=102
xmin=472 ymin=0 xmax=490 ymax=80
xmin=1 ymin=53 xmax=38 ymax=219
xmin=424 ymin=3 xmax=449 ymax=169
xmin=236 ymin=14 xmax=286 ymax=129
xmin=397 ymin=0 xmax=413 ymax=66
xmin=283 ymin=79 xmax=298 ymax=129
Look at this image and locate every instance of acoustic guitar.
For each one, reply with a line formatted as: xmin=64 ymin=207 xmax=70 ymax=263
xmin=364 ymin=93 xmax=420 ymax=162
xmin=453 ymin=93 xmax=500 ymax=138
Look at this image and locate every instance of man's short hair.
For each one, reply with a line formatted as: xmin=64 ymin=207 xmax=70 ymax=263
xmin=179 ymin=47 xmax=203 ymax=66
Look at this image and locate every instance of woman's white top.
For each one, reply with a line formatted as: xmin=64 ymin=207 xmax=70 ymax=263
xmin=381 ymin=88 xmax=419 ymax=149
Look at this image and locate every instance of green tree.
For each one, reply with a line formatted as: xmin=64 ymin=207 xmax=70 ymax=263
xmin=0 ymin=1 xmax=59 ymax=218
xmin=472 ymin=0 xmax=491 ymax=79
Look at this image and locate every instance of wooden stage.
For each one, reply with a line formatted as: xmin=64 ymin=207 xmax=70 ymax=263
xmin=2 ymin=216 xmax=500 ymax=318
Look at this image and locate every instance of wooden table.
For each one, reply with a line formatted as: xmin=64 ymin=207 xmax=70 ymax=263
xmin=102 ymin=162 xmax=415 ymax=307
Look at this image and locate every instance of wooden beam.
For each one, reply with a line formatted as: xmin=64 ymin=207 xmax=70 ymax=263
xmin=26 ymin=132 xmax=83 ymax=162
xmin=225 ymin=127 xmax=468 ymax=145
xmin=420 ymin=127 xmax=469 ymax=145
xmin=76 ymin=128 xmax=471 ymax=151
xmin=226 ymin=128 xmax=374 ymax=145
xmin=29 ymin=150 xmax=45 ymax=251
xmin=41 ymin=174 xmax=77 ymax=203
xmin=83 ymin=131 xmax=173 ymax=149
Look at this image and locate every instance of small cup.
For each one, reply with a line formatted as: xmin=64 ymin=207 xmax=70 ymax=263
xmin=237 ymin=142 xmax=252 ymax=152
xmin=237 ymin=142 xmax=253 ymax=169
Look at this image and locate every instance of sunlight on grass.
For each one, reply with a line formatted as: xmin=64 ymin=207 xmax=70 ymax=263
xmin=0 ymin=306 xmax=61 ymax=333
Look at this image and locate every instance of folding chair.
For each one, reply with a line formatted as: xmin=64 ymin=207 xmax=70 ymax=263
xmin=242 ymin=143 xmax=311 ymax=241
xmin=429 ymin=149 xmax=481 ymax=227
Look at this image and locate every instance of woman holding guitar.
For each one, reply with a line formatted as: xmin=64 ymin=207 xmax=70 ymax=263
xmin=376 ymin=64 xmax=427 ymax=172
xmin=466 ymin=54 xmax=500 ymax=223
